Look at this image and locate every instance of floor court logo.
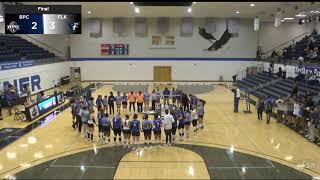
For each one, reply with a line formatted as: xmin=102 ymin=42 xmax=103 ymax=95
xmin=7 ymin=21 xmax=20 ymax=33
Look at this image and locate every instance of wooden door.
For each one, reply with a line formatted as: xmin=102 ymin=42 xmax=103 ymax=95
xmin=153 ymin=66 xmax=172 ymax=82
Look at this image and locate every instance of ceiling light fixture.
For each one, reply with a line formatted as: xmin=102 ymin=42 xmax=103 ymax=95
xmin=130 ymin=2 xmax=133 ymax=5
xmin=87 ymin=11 xmax=92 ymax=14
xmin=283 ymin=17 xmax=294 ymax=20
xmin=187 ymin=7 xmax=192 ymax=13
xmin=250 ymin=3 xmax=255 ymax=7
xmin=192 ymin=2 xmax=197 ymax=5
xmin=134 ymin=7 xmax=140 ymax=14
xmin=236 ymin=11 xmax=240 ymax=14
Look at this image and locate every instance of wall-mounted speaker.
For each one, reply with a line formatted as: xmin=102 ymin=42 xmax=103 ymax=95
xmin=254 ymin=17 xmax=260 ymax=31
xmin=274 ymin=10 xmax=283 ymax=27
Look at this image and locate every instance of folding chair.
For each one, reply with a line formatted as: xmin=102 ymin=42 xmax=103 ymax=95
xmin=13 ymin=107 xmax=26 ymax=122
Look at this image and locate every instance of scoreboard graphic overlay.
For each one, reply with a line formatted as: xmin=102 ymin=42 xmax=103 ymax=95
xmin=5 ymin=5 xmax=81 ymax=34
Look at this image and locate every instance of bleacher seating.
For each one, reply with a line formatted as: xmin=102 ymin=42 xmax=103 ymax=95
xmin=0 ymin=35 xmax=55 ymax=61
xmin=237 ymin=72 xmax=320 ymax=100
xmin=282 ymin=32 xmax=320 ymax=61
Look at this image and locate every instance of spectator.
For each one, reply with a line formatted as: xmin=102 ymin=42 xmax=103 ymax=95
xmin=277 ymin=67 xmax=283 ymax=78
xmin=282 ymin=64 xmax=287 ymax=79
xmin=264 ymin=96 xmax=273 ymax=124
xmin=298 ymin=56 xmax=304 ymax=65
xmin=256 ymin=98 xmax=264 ymax=120
xmin=291 ymin=80 xmax=299 ymax=98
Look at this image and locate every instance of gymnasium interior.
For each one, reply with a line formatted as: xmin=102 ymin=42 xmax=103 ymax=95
xmin=0 ymin=1 xmax=320 ymax=180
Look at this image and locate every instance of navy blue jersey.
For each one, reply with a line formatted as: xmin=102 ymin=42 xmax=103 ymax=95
xmin=153 ymin=119 xmax=162 ymax=131
xmin=142 ymin=120 xmax=152 ymax=131
xmin=97 ymin=112 xmax=103 ymax=125
xmin=172 ymin=119 xmax=177 ymax=129
xmin=112 ymin=117 xmax=122 ymax=129
xmin=131 ymin=119 xmax=140 ymax=133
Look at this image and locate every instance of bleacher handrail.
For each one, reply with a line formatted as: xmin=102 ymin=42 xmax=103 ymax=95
xmin=262 ymin=31 xmax=308 ymax=56
xmin=19 ymin=34 xmax=67 ymax=58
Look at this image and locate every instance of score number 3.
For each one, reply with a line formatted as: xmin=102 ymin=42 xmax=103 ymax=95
xmin=31 ymin=22 xmax=55 ymax=30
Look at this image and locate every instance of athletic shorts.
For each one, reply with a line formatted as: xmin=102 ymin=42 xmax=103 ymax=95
xmin=87 ymin=123 xmax=94 ymax=128
xmin=123 ymin=129 xmax=131 ymax=135
xmin=132 ymin=131 xmax=140 ymax=136
xmin=153 ymin=130 xmax=161 ymax=135
xmin=172 ymin=127 xmax=177 ymax=135
xmin=143 ymin=130 xmax=152 ymax=139
xmin=192 ymin=119 xmax=198 ymax=127
xmin=178 ymin=123 xmax=185 ymax=129
xmin=113 ymin=128 xmax=122 ymax=136
xmin=98 ymin=125 xmax=103 ymax=132
xmin=102 ymin=126 xmax=110 ymax=135
xmin=198 ymin=115 xmax=204 ymax=118
xmin=185 ymin=121 xmax=191 ymax=126
xmin=122 ymin=101 xmax=128 ymax=105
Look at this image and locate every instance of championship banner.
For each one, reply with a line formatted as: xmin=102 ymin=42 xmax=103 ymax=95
xmin=101 ymin=44 xmax=129 ymax=56
xmin=295 ymin=66 xmax=320 ymax=78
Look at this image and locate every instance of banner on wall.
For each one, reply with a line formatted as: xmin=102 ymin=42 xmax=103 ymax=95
xmin=101 ymin=44 xmax=129 ymax=56
xmin=295 ymin=66 xmax=320 ymax=78
xmin=0 ymin=60 xmax=35 ymax=71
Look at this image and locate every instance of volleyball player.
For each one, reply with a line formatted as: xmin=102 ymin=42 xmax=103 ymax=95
xmin=151 ymin=89 xmax=157 ymax=111
xmin=198 ymin=101 xmax=205 ymax=130
xmin=96 ymin=95 xmax=103 ymax=110
xmin=163 ymin=87 xmax=170 ymax=106
xmin=128 ymin=91 xmax=136 ymax=113
xmin=97 ymin=107 xmax=104 ymax=140
xmin=171 ymin=109 xmax=178 ymax=143
xmin=191 ymin=107 xmax=199 ymax=132
xmin=108 ymin=92 xmax=115 ymax=115
xmin=122 ymin=92 xmax=128 ymax=114
xmin=123 ymin=114 xmax=131 ymax=147
xmin=153 ymin=115 xmax=162 ymax=144
xmin=136 ymin=91 xmax=144 ymax=113
xmin=87 ymin=111 xmax=97 ymax=142
xmin=178 ymin=107 xmax=185 ymax=141
xmin=163 ymin=109 xmax=175 ymax=146
xmin=80 ymin=106 xmax=89 ymax=138
xmin=184 ymin=109 xmax=191 ymax=139
xmin=101 ymin=113 xmax=111 ymax=144
xmin=171 ymin=88 xmax=177 ymax=105
xmin=142 ymin=114 xmax=152 ymax=145
xmin=88 ymin=97 xmax=95 ymax=113
xmin=111 ymin=113 xmax=122 ymax=144
xmin=144 ymin=89 xmax=150 ymax=111
xmin=156 ymin=88 xmax=161 ymax=108
xmin=176 ymin=90 xmax=182 ymax=107
xmin=115 ymin=91 xmax=122 ymax=114
xmin=102 ymin=95 xmax=108 ymax=114
xmin=131 ymin=113 xmax=141 ymax=149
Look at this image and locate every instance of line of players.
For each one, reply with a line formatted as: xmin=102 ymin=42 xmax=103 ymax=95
xmin=70 ymin=88 xmax=206 ymax=147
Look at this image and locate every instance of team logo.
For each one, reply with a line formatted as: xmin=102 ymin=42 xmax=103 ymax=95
xmin=69 ymin=22 xmax=80 ymax=32
xmin=7 ymin=21 xmax=20 ymax=33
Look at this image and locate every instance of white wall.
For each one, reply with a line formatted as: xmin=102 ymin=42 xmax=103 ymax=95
xmin=70 ymin=18 xmax=257 ymax=58
xmin=0 ymin=62 xmax=70 ymax=94
xmin=70 ymin=17 xmax=258 ymax=81
xmin=258 ymin=22 xmax=320 ymax=55
xmin=75 ymin=60 xmax=257 ymax=81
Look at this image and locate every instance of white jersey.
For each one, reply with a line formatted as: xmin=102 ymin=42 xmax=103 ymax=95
xmin=123 ymin=119 xmax=131 ymax=130
xmin=191 ymin=109 xmax=198 ymax=120
xmin=293 ymin=102 xmax=300 ymax=116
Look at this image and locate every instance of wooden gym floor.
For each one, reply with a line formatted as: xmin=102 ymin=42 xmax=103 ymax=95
xmin=0 ymin=84 xmax=319 ymax=179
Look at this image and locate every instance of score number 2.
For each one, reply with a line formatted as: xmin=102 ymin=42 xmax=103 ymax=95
xmin=31 ymin=22 xmax=55 ymax=30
